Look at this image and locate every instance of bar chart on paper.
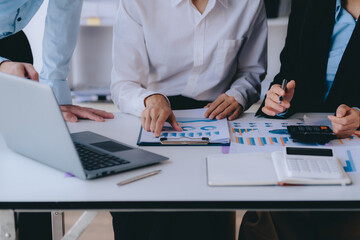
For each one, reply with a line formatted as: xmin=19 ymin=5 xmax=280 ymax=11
xmin=333 ymin=147 xmax=360 ymax=174
xmin=229 ymin=119 xmax=306 ymax=153
xmin=138 ymin=109 xmax=230 ymax=145
xmin=234 ymin=136 xmax=291 ymax=147
xmin=329 ymin=135 xmax=360 ymax=147
xmin=160 ymin=117 xmax=223 ymax=138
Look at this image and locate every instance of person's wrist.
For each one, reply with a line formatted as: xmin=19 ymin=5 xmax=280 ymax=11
xmin=144 ymin=94 xmax=168 ymax=107
xmin=353 ymin=108 xmax=360 ymax=129
xmin=0 ymin=60 xmax=10 ymax=71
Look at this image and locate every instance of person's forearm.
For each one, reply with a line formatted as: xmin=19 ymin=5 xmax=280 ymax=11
xmin=40 ymin=0 xmax=83 ymax=105
xmin=111 ymin=78 xmax=160 ymax=117
xmin=0 ymin=57 xmax=9 ymax=67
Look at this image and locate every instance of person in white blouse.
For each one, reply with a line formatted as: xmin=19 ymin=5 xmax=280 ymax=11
xmin=111 ymin=0 xmax=267 ymax=137
xmin=111 ymin=1 xmax=267 ymax=239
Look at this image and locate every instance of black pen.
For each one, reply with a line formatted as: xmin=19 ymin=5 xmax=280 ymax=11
xmin=278 ymin=79 xmax=288 ymax=105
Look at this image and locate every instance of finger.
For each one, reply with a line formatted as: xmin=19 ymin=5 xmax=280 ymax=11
xmin=204 ymin=96 xmax=225 ymax=118
xmin=328 ymin=115 xmax=353 ymax=126
xmin=204 ymin=103 xmax=211 ymax=108
xmin=267 ymin=92 xmax=290 ymax=109
xmin=265 ymin=96 xmax=287 ymax=114
xmin=209 ymin=101 xmax=231 ymax=119
xmin=332 ymin=122 xmax=358 ymax=133
xmin=24 ymin=64 xmax=39 ymax=81
xmin=154 ymin=114 xmax=168 ymax=137
xmin=334 ymin=129 xmax=355 ymax=139
xmin=62 ymin=111 xmax=78 ymax=122
xmin=262 ymin=106 xmax=278 ymax=116
xmin=269 ymin=84 xmax=285 ymax=97
xmin=150 ymin=111 xmax=159 ymax=132
xmin=284 ymin=80 xmax=296 ymax=102
xmin=66 ymin=106 xmax=105 ymax=122
xmin=216 ymin=102 xmax=238 ymax=120
xmin=286 ymin=80 xmax=296 ymax=91
xmin=228 ymin=107 xmax=242 ymax=121
xmin=13 ymin=64 xmax=27 ymax=78
xmin=83 ymin=107 xmax=114 ymax=119
xmin=330 ymin=113 xmax=359 ymax=132
xmin=354 ymin=130 xmax=360 ymax=137
xmin=144 ymin=111 xmax=152 ymax=132
xmin=336 ymin=104 xmax=351 ymax=118
xmin=168 ymin=113 xmax=182 ymax=132
xmin=141 ymin=112 xmax=146 ymax=130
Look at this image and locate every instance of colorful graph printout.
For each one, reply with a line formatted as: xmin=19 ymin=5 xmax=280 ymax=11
xmin=139 ymin=109 xmax=230 ymax=145
xmin=333 ymin=147 xmax=360 ymax=173
xmin=229 ymin=114 xmax=360 ymax=173
xmin=230 ymin=119 xmax=304 ymax=151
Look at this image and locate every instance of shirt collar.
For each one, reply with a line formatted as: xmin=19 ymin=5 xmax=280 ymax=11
xmin=335 ymin=0 xmax=341 ymax=21
xmin=335 ymin=0 xmax=358 ymax=23
xmin=171 ymin=0 xmax=229 ymax=8
xmin=218 ymin=0 xmax=229 ymax=8
xmin=171 ymin=0 xmax=183 ymax=7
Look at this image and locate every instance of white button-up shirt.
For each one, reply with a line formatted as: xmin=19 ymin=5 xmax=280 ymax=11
xmin=111 ymin=0 xmax=267 ymax=116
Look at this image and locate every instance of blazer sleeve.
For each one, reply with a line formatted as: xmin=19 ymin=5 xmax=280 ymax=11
xmin=255 ymin=0 xmax=309 ymax=118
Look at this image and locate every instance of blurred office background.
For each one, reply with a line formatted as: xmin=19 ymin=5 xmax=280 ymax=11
xmin=24 ymin=0 xmax=291 ymax=102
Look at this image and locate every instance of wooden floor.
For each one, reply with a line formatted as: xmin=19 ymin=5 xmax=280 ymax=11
xmin=64 ymin=210 xmax=245 ymax=240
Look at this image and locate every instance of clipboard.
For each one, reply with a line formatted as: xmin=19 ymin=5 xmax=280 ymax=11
xmin=136 ymin=109 xmax=231 ymax=146
xmin=137 ymin=127 xmax=230 ymax=146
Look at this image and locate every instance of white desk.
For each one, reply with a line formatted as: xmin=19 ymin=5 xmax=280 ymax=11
xmin=0 ymin=112 xmax=360 ymax=211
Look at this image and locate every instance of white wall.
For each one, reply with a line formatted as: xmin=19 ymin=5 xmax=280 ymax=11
xmin=262 ymin=17 xmax=288 ymax=97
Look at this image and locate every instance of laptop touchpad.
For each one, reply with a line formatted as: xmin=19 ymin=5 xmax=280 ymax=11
xmin=91 ymin=141 xmax=132 ymax=152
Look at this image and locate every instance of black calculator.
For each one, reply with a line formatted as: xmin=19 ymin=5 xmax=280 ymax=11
xmin=287 ymin=125 xmax=337 ymax=144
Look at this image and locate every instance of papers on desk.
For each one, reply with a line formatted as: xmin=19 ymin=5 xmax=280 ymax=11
xmin=207 ymin=152 xmax=351 ymax=186
xmin=229 ymin=118 xmax=306 ymax=152
xmin=137 ymin=109 xmax=230 ymax=146
xmin=228 ymin=114 xmax=360 ymax=174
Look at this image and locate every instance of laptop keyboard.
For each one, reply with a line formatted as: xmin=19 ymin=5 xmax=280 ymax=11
xmin=74 ymin=142 xmax=130 ymax=171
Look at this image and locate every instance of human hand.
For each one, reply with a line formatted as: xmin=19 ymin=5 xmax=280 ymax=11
xmin=0 ymin=61 xmax=39 ymax=81
xmin=328 ymin=104 xmax=360 ymax=138
xmin=261 ymin=80 xmax=296 ymax=116
xmin=204 ymin=94 xmax=243 ymax=121
xmin=142 ymin=94 xmax=182 ymax=137
xmin=60 ymin=105 xmax=114 ymax=122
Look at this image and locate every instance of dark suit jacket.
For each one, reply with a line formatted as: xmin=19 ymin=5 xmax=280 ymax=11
xmin=256 ymin=0 xmax=360 ymax=118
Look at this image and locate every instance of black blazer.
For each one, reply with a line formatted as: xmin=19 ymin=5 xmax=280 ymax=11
xmin=256 ymin=0 xmax=360 ymax=118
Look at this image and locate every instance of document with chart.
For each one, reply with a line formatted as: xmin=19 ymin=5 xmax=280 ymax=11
xmin=137 ymin=108 xmax=230 ymax=146
xmin=228 ymin=113 xmax=360 ymax=174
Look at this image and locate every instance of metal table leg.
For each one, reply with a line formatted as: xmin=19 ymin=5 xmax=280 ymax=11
xmin=0 ymin=210 xmax=15 ymax=240
xmin=52 ymin=211 xmax=64 ymax=240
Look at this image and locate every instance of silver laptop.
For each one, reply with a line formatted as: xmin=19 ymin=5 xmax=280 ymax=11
xmin=0 ymin=72 xmax=168 ymax=180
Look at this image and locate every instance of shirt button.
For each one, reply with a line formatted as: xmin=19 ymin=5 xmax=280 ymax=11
xmin=17 ymin=17 xmax=22 ymax=22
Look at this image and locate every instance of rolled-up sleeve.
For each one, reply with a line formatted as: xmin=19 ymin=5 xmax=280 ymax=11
xmin=39 ymin=0 xmax=83 ymax=105
xmin=226 ymin=1 xmax=267 ymax=111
